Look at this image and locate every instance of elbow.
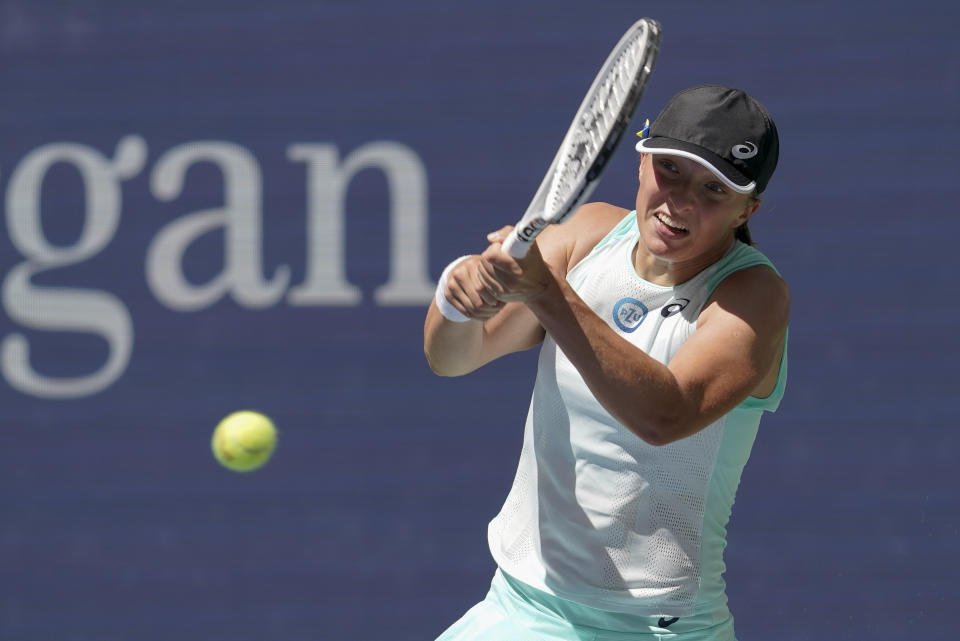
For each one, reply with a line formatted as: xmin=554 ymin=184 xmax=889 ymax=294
xmin=625 ymin=414 xmax=688 ymax=447
xmin=424 ymin=349 xmax=470 ymax=378
xmin=638 ymin=431 xmax=673 ymax=447
xmin=634 ymin=427 xmax=675 ymax=447
xmin=424 ymin=350 xmax=451 ymax=377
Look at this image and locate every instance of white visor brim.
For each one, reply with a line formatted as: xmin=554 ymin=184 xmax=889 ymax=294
xmin=635 ymin=139 xmax=756 ymax=195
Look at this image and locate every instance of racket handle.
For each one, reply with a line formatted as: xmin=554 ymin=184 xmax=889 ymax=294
xmin=502 ymin=229 xmax=533 ymax=259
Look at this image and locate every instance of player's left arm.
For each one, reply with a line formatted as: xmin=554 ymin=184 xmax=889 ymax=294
xmin=657 ymin=267 xmax=790 ymax=440
xmin=501 ymin=251 xmax=789 ymax=445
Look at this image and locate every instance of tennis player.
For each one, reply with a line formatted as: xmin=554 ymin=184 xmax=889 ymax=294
xmin=424 ymin=85 xmax=788 ymax=641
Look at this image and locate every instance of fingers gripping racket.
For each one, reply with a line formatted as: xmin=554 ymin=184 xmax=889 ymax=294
xmin=502 ymin=19 xmax=661 ymax=258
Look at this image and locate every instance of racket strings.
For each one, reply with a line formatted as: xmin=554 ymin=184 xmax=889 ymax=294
xmin=545 ymin=32 xmax=649 ymax=219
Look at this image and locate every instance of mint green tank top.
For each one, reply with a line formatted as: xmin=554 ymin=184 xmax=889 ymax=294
xmin=487 ymin=211 xmax=788 ymax=618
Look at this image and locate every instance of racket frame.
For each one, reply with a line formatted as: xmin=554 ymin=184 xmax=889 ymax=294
xmin=503 ymin=18 xmax=661 ymax=258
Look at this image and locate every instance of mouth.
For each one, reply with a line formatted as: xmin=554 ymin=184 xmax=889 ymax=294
xmin=653 ymin=211 xmax=689 ymax=236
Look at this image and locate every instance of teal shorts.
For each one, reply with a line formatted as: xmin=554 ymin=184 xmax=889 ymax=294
xmin=435 ymin=570 xmax=736 ymax=641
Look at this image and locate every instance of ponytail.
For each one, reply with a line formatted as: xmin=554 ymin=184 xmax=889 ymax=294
xmin=735 ymin=193 xmax=760 ymax=245
xmin=734 ymin=223 xmax=753 ymax=245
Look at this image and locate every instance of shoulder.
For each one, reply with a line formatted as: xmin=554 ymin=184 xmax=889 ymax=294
xmin=701 ymin=264 xmax=790 ymax=333
xmin=537 ymin=202 xmax=632 ymax=275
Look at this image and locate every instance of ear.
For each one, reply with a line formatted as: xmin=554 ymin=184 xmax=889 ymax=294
xmin=732 ymin=197 xmax=761 ymax=228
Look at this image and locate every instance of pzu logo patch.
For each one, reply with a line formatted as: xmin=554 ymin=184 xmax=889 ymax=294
xmin=613 ymin=298 xmax=648 ymax=333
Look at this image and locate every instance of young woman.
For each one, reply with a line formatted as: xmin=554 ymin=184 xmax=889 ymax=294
xmin=424 ymin=85 xmax=789 ymax=641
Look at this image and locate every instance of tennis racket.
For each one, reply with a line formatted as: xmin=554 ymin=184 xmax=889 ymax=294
xmin=501 ymin=18 xmax=661 ymax=258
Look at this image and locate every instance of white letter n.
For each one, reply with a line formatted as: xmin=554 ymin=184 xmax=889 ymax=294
xmin=287 ymin=142 xmax=433 ymax=306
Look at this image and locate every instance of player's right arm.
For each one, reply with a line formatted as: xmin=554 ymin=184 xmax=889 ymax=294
xmin=423 ymin=259 xmax=544 ymax=377
xmin=423 ymin=202 xmax=626 ymax=376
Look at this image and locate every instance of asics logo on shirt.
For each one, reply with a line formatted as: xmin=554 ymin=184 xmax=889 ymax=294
xmin=661 ymin=298 xmax=690 ymax=318
xmin=613 ymin=298 xmax=648 ymax=332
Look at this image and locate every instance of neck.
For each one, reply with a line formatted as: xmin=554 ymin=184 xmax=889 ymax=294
xmin=632 ymin=235 xmax=736 ymax=286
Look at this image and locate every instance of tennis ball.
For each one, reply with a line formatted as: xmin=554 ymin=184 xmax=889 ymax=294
xmin=211 ymin=410 xmax=277 ymax=472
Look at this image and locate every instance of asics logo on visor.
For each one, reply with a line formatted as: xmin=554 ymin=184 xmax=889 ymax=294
xmin=731 ymin=141 xmax=758 ymax=159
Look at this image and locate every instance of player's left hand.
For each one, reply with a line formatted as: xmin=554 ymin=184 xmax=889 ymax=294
xmin=478 ymin=226 xmax=553 ymax=303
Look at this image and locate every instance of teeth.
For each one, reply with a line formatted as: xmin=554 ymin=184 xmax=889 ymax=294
xmin=656 ymin=212 xmax=688 ymax=231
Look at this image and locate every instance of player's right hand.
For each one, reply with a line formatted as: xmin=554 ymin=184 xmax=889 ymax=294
xmin=443 ymin=255 xmax=506 ymax=321
xmin=479 ymin=226 xmax=552 ymax=304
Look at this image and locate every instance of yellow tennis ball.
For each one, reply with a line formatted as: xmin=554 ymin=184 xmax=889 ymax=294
xmin=211 ymin=411 xmax=277 ymax=472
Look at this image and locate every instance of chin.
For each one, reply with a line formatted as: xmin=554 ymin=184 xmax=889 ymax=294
xmin=639 ymin=230 xmax=677 ymax=261
xmin=641 ymin=222 xmax=687 ymax=257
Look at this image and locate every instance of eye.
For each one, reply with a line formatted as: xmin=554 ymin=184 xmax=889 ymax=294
xmin=705 ymin=182 xmax=727 ymax=195
xmin=658 ymin=158 xmax=679 ymax=174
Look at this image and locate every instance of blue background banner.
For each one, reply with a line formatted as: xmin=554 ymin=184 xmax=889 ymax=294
xmin=2 ymin=1 xmax=957 ymax=639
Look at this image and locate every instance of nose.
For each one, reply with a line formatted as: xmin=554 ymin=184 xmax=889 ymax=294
xmin=667 ymin=182 xmax=696 ymax=214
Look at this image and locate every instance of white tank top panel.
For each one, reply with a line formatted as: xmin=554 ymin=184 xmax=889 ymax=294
xmin=487 ymin=212 xmax=787 ymax=617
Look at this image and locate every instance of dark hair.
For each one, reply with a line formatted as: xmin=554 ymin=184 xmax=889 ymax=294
xmin=734 ymin=222 xmax=753 ymax=245
xmin=735 ymin=192 xmax=761 ymax=245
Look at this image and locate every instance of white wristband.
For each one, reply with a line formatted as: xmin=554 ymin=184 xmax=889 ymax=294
xmin=434 ymin=255 xmax=473 ymax=323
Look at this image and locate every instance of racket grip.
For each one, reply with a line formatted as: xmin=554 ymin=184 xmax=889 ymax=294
xmin=502 ymin=230 xmax=532 ymax=259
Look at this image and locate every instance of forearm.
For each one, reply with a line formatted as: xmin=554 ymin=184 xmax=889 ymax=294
xmin=423 ymin=302 xmax=486 ymax=377
xmin=525 ymin=276 xmax=694 ymax=444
